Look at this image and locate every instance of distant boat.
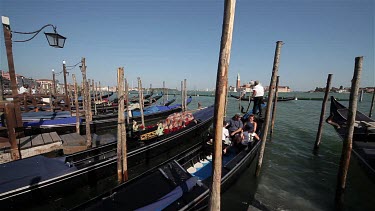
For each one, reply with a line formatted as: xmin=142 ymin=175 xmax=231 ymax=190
xmin=230 ymin=94 xmax=296 ymax=102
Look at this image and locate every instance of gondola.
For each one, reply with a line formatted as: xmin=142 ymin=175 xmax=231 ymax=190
xmin=164 ymin=98 xmax=176 ymax=106
xmin=121 ymin=94 xmax=164 ymax=108
xmin=327 ymin=96 xmax=375 ymax=180
xmin=129 ymin=93 xmax=153 ymax=103
xmin=77 ymin=92 xmax=114 ymax=102
xmin=230 ymin=94 xmax=296 ymax=102
xmin=72 ymin=113 xmax=263 ymax=211
xmin=0 ymin=105 xmax=214 ymax=210
xmin=2 ymin=97 xmax=192 ymax=137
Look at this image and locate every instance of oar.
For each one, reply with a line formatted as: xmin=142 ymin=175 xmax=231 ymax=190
xmin=245 ymin=98 xmax=252 ymax=113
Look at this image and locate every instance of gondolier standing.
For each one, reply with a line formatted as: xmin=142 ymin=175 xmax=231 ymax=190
xmin=252 ymin=80 xmax=264 ymax=117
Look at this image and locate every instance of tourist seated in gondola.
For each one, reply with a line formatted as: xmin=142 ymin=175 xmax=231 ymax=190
xmin=242 ymin=114 xmax=259 ymax=147
xmin=227 ymin=113 xmax=244 ymax=146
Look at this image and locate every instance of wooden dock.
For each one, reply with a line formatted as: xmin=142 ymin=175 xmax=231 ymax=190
xmin=0 ymin=132 xmax=63 ymax=164
xmin=0 ymin=130 xmax=118 ymax=163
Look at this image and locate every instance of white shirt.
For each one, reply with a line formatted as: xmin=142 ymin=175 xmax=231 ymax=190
xmin=222 ymin=127 xmax=229 ymax=141
xmin=18 ymin=86 xmax=28 ymax=94
xmin=253 ymin=84 xmax=264 ymax=97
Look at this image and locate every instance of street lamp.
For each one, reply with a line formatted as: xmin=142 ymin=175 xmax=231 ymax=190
xmin=45 ymin=31 xmax=66 ymax=48
xmin=1 ymin=16 xmax=67 ymax=160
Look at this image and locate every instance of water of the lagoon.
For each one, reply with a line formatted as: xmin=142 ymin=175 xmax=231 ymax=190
xmin=29 ymin=91 xmax=375 ymax=211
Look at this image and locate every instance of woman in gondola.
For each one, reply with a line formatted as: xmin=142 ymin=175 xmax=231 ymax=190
xmin=242 ymin=114 xmax=259 ymax=147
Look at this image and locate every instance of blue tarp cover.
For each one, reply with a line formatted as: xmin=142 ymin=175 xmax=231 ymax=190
xmin=22 ymin=111 xmax=72 ymax=121
xmin=0 ymin=155 xmax=77 ymax=194
xmin=135 ymin=177 xmax=198 ymax=211
xmin=23 ymin=117 xmax=80 ymax=127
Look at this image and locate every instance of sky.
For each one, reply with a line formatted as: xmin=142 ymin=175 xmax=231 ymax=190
xmin=0 ymin=0 xmax=374 ymax=91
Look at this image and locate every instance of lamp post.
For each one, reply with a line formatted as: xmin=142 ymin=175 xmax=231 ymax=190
xmin=2 ymin=16 xmax=66 ymax=160
xmin=62 ymin=60 xmax=71 ymax=111
xmin=0 ymin=74 xmax=4 ymax=101
xmin=2 ymin=16 xmax=22 ymax=129
xmin=52 ymin=69 xmax=56 ymax=95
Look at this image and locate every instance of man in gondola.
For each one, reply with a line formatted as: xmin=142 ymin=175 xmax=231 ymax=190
xmin=227 ymin=113 xmax=243 ymax=146
xmin=252 ymin=80 xmax=264 ymax=117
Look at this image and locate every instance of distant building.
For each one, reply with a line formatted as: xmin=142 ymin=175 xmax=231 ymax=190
xmin=36 ymin=79 xmax=53 ymax=91
xmin=236 ymin=73 xmax=240 ymax=90
xmin=265 ymin=86 xmax=291 ymax=92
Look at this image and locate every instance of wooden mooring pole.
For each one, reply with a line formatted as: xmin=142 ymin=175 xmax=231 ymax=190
xmin=88 ymin=79 xmax=93 ymax=121
xmin=208 ymin=0 xmax=236 ymax=210
xmin=224 ymin=78 xmax=229 ymax=118
xmin=2 ymin=18 xmax=22 ymax=129
xmin=181 ymin=81 xmax=184 ymax=112
xmin=335 ymin=57 xmax=363 ymax=210
xmin=125 ymin=78 xmax=130 ymax=125
xmin=5 ymin=103 xmax=20 ymax=160
xmin=370 ymin=88 xmax=375 ymax=117
xmin=49 ymin=84 xmax=53 ymax=111
xmin=184 ymin=79 xmax=187 ymax=111
xmin=81 ymin=58 xmax=92 ymax=147
xmin=117 ymin=67 xmax=128 ymax=183
xmin=163 ymin=81 xmax=165 ymax=105
xmin=270 ymin=75 xmax=280 ymax=137
xmin=255 ymin=40 xmax=283 ymax=177
xmin=99 ymin=81 xmax=103 ymax=103
xmin=313 ymin=74 xmax=332 ymax=152
xmin=137 ymin=77 xmax=145 ymax=128
xmin=72 ymin=74 xmax=80 ymax=134
xmin=359 ymin=89 xmax=363 ymax=102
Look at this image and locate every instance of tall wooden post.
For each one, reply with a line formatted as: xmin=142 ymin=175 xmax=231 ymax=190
xmin=184 ymin=79 xmax=187 ymax=110
xmin=335 ymin=57 xmax=363 ymax=210
xmin=238 ymin=88 xmax=241 ymax=111
xmin=2 ymin=16 xmax=22 ymax=128
xmin=5 ymin=103 xmax=20 ymax=160
xmin=370 ymin=88 xmax=375 ymax=117
xmin=62 ymin=60 xmax=71 ymax=111
xmin=224 ymin=78 xmax=229 ymax=118
xmin=125 ymin=78 xmax=130 ymax=125
xmin=81 ymin=58 xmax=92 ymax=147
xmin=270 ymin=76 xmax=280 ymax=136
xmin=23 ymin=94 xmax=28 ymax=112
xmin=359 ymin=89 xmax=363 ymax=102
xmin=99 ymin=81 xmax=103 ymax=102
xmin=52 ymin=69 xmax=56 ymax=95
xmin=117 ymin=67 xmax=128 ymax=183
xmin=163 ymin=81 xmax=165 ymax=105
xmin=95 ymin=81 xmax=98 ymax=105
xmin=138 ymin=77 xmax=145 ymax=128
xmin=72 ymin=74 xmax=80 ymax=134
xmin=88 ymin=79 xmax=93 ymax=121
xmin=0 ymin=75 xmax=4 ymax=101
xmin=255 ymin=41 xmax=283 ymax=177
xmin=208 ymin=0 xmax=236 ymax=210
xmin=181 ymin=81 xmax=184 ymax=111
xmin=92 ymin=80 xmax=97 ymax=116
xmin=314 ymin=74 xmax=333 ymax=151
xmin=49 ymin=84 xmax=53 ymax=111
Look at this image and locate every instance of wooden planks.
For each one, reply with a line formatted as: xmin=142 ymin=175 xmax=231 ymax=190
xmin=16 ymin=132 xmax=62 ymax=149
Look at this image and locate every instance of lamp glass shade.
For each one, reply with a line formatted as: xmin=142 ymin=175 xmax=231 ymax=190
xmin=44 ymin=32 xmax=66 ymax=48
